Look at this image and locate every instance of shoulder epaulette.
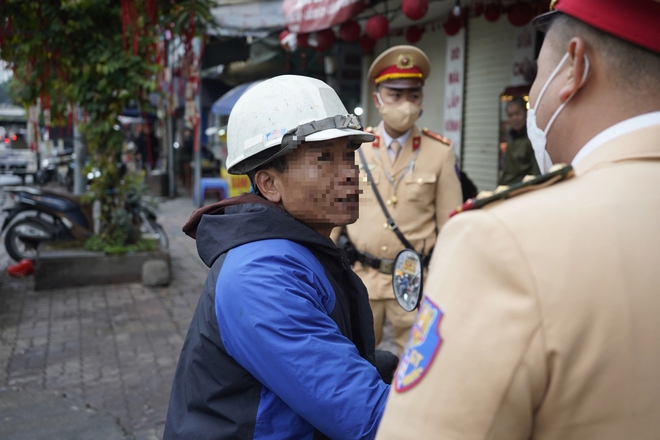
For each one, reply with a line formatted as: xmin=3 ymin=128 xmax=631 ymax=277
xmin=450 ymin=164 xmax=575 ymax=217
xmin=422 ymin=127 xmax=451 ymax=146
xmin=364 ymin=126 xmax=374 ymax=133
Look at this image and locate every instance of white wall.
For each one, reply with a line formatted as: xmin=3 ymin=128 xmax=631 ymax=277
xmin=462 ymin=17 xmax=516 ymax=192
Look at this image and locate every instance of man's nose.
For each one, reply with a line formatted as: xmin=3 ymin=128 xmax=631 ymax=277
xmin=342 ymin=162 xmax=358 ymax=182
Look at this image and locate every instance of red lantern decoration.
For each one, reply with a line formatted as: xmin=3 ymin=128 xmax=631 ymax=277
xmin=508 ymin=3 xmax=534 ymax=27
xmin=297 ymin=33 xmax=310 ymax=49
xmin=339 ymin=20 xmax=361 ymax=43
xmin=365 ymin=15 xmax=389 ymax=40
xmin=314 ymin=28 xmax=336 ymax=52
xmin=402 ymin=0 xmax=428 ymax=21
xmin=484 ymin=3 xmax=500 ymax=22
xmin=443 ymin=15 xmax=462 ymax=36
xmin=359 ymin=35 xmax=376 ymax=53
xmin=405 ymin=26 xmax=424 ymax=44
xmin=473 ymin=2 xmax=484 ymax=17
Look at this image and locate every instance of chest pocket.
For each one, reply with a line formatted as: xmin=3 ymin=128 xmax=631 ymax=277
xmin=359 ymin=167 xmax=380 ymax=204
xmin=405 ymin=173 xmax=436 ymax=204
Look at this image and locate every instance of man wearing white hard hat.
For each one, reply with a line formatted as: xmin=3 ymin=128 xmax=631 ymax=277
xmin=164 ymin=75 xmax=393 ymax=439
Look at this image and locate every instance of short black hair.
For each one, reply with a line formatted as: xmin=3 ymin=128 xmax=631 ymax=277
xmin=549 ymin=13 xmax=660 ymax=92
xmin=507 ymin=96 xmax=527 ymax=112
xmin=247 ymin=155 xmax=288 ymax=195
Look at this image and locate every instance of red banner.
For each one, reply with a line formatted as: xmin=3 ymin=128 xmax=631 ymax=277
xmin=283 ymin=0 xmax=369 ymax=34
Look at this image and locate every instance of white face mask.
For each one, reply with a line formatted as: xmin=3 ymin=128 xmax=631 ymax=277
xmin=527 ymin=52 xmax=590 ymax=174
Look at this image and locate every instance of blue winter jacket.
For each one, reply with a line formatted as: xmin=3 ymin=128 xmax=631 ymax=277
xmin=164 ymin=195 xmax=390 ymax=439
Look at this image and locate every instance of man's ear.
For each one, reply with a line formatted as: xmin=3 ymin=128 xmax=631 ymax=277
xmin=559 ymin=37 xmax=588 ymax=102
xmin=254 ymin=169 xmax=282 ymax=204
xmin=372 ymin=91 xmax=381 ymax=109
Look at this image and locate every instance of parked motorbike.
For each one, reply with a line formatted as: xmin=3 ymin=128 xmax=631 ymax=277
xmin=0 ymin=185 xmax=168 ymax=262
xmin=35 ymin=149 xmax=75 ymax=191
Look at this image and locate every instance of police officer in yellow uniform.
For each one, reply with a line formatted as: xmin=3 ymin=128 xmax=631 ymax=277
xmin=376 ymin=0 xmax=660 ymax=438
xmin=346 ymin=45 xmax=462 ymax=355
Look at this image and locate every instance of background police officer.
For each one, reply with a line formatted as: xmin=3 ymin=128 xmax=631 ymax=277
xmin=345 ymin=45 xmax=462 ymax=355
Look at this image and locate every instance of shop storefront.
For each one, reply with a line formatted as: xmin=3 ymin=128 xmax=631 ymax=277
xmin=361 ymin=1 xmax=548 ymax=192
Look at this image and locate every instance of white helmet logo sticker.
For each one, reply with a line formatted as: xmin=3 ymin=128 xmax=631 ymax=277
xmin=265 ymin=128 xmax=287 ymax=142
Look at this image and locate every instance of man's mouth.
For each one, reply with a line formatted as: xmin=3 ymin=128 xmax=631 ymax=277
xmin=338 ymin=193 xmax=359 ymax=203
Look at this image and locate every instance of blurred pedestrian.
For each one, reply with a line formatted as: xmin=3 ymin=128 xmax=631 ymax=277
xmin=499 ymin=95 xmax=540 ymax=185
xmin=376 ymin=0 xmax=660 ymax=438
xmin=136 ymin=123 xmax=159 ymax=170
xmin=176 ymin=127 xmax=193 ymax=190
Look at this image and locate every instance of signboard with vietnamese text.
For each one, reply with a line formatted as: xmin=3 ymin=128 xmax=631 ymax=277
xmin=443 ymin=28 xmax=465 ymax=160
xmin=282 ymin=0 xmax=369 ymax=34
xmin=510 ymin=24 xmax=536 ymax=87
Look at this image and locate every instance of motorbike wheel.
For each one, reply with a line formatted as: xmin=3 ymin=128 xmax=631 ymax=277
xmin=151 ymin=223 xmax=169 ymax=249
xmin=4 ymin=218 xmax=53 ymax=262
xmin=35 ymin=169 xmax=53 ymax=187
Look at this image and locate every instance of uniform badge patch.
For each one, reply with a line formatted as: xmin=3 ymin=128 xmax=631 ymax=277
xmin=394 ymin=296 xmax=444 ymax=392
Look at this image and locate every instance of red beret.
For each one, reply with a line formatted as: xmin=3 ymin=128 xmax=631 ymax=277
xmin=534 ymin=0 xmax=660 ymax=54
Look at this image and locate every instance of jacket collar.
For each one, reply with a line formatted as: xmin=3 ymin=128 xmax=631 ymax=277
xmin=574 ymin=124 xmax=660 ymax=176
xmin=373 ymin=124 xmax=422 ymax=177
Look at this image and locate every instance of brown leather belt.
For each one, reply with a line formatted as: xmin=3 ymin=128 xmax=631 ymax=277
xmin=356 ymin=251 xmax=395 ymax=275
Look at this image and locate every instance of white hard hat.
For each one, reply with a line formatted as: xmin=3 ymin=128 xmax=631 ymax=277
xmin=226 ymin=75 xmax=374 ymax=174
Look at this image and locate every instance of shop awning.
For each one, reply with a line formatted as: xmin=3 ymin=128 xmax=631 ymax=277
xmin=210 ymin=81 xmax=265 ymax=116
xmin=282 ymin=0 xmax=370 ymax=34
xmin=209 ymin=1 xmax=286 ymax=38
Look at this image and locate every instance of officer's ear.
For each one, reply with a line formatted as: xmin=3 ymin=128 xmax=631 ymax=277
xmin=558 ymin=37 xmax=589 ymax=103
xmin=372 ymin=89 xmax=382 ymax=110
xmin=254 ymin=169 xmax=282 ymax=204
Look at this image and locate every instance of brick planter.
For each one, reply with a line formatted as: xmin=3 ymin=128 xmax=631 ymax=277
xmin=34 ymin=248 xmax=170 ymax=291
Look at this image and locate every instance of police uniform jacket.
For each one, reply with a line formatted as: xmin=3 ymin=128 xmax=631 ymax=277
xmin=346 ymin=123 xmax=462 ymax=301
xmin=376 ymin=122 xmax=660 ymax=439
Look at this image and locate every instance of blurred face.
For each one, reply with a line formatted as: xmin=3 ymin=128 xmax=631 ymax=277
xmin=506 ymin=102 xmax=527 ymax=132
xmin=277 ymin=137 xmax=359 ymax=236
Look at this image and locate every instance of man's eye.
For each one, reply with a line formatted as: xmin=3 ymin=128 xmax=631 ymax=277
xmin=319 ymin=152 xmax=332 ymax=161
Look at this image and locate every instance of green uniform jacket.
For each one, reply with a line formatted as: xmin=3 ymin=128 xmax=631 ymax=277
xmin=499 ymin=128 xmax=540 ymax=185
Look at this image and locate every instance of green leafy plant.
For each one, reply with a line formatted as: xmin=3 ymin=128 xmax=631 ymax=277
xmin=84 ymin=233 xmax=158 ymax=255
xmin=0 ymin=0 xmax=211 ymax=248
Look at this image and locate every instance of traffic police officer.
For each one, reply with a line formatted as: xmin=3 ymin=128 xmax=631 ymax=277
xmin=376 ymin=0 xmax=660 ymax=438
xmin=346 ymin=45 xmax=462 ymax=355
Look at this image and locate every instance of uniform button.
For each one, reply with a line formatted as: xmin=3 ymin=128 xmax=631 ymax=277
xmin=386 ymin=199 xmax=392 ymax=205
xmin=381 ymin=245 xmax=388 ymax=252
xmin=362 ymin=177 xmax=368 ymax=182
xmin=383 ymin=223 xmax=389 ymax=229
xmin=417 ymin=177 xmax=423 ymax=184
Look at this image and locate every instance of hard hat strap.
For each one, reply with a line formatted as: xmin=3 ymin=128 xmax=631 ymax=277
xmin=288 ymin=114 xmax=363 ymax=139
